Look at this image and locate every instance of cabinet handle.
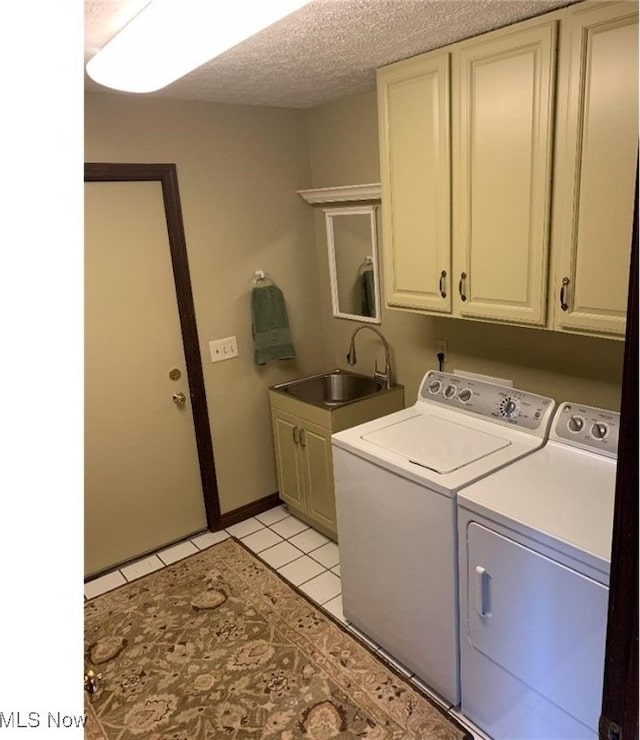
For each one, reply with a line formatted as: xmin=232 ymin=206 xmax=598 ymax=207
xmin=560 ymin=276 xmax=570 ymax=311
xmin=292 ymin=425 xmax=299 ymax=445
xmin=299 ymin=427 xmax=307 ymax=448
xmin=459 ymin=272 xmax=468 ymax=302
xmin=439 ymin=270 xmax=447 ymax=298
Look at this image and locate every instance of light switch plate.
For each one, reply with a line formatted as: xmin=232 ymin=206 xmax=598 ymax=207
xmin=209 ymin=336 xmax=239 ymax=363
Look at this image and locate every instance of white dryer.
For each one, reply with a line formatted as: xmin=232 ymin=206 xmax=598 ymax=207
xmin=332 ymin=370 xmax=555 ymax=705
xmin=457 ymin=402 xmax=619 ymax=739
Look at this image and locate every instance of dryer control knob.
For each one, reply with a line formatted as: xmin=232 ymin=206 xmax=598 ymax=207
xmin=443 ymin=384 xmax=457 ymax=399
xmin=458 ymin=388 xmax=473 ymax=403
xmin=567 ymin=416 xmax=584 ymax=433
xmin=591 ymin=422 xmax=608 ymax=440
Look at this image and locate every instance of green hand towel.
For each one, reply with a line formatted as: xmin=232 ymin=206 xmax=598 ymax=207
xmin=251 ymin=284 xmax=296 ymax=365
xmin=360 ymin=268 xmax=376 ymax=317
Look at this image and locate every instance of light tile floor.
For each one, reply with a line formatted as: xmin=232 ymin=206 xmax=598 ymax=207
xmin=84 ymin=504 xmax=489 ymax=739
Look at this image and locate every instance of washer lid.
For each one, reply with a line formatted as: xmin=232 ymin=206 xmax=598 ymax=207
xmin=362 ymin=413 xmax=511 ymax=473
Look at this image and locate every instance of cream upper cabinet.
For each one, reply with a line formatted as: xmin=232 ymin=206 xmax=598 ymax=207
xmin=551 ymin=1 xmax=638 ymax=339
xmin=377 ymin=19 xmax=557 ymax=326
xmin=452 ymin=21 xmax=557 ymax=326
xmin=377 ymin=52 xmax=451 ymax=313
xmin=376 ymin=2 xmax=637 ymax=338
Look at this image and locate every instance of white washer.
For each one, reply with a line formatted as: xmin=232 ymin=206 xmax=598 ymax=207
xmin=332 ymin=370 xmax=555 ymax=705
xmin=457 ymin=402 xmax=619 ymax=739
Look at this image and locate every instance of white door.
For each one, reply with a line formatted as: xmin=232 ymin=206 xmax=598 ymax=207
xmin=465 ymin=522 xmax=607 ymax=734
xmin=85 ymin=180 xmax=207 ymax=577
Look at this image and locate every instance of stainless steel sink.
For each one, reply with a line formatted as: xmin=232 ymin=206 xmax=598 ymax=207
xmin=273 ymin=369 xmax=386 ymax=408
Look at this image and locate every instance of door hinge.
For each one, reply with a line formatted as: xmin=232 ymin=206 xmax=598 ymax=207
xmin=599 ymin=715 xmax=622 ymax=740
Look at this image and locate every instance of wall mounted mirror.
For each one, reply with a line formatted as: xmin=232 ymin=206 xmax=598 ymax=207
xmin=325 ymin=205 xmax=381 ymax=324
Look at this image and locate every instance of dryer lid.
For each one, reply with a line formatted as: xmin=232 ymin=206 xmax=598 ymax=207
xmin=361 ymin=413 xmax=511 ymax=473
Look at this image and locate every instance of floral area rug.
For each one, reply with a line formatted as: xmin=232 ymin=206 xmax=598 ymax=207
xmin=84 ymin=538 xmax=470 ymax=739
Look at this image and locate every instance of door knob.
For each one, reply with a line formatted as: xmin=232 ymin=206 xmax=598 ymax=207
xmin=172 ymin=392 xmax=187 ymax=407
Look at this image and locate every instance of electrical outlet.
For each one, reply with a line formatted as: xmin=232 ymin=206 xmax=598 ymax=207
xmin=436 ymin=339 xmax=448 ymax=369
xmin=209 ymin=336 xmax=239 ymax=363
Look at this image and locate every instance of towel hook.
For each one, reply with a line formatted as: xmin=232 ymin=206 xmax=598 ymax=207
xmin=253 ymin=270 xmax=275 ymax=287
xmin=358 ymin=256 xmax=374 ymax=275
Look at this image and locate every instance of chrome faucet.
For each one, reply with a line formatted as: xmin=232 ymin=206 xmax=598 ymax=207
xmin=346 ymin=325 xmax=393 ymax=389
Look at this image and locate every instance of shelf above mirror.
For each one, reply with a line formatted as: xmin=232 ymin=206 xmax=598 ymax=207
xmin=297 ymin=183 xmax=381 ymax=205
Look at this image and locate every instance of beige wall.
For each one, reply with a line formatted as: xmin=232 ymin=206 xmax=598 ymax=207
xmin=305 ymin=89 xmax=625 ymax=409
xmin=85 ymin=93 xmax=328 ymax=514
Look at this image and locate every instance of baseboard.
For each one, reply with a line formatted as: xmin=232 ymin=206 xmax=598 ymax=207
xmin=219 ymin=491 xmax=282 ymax=529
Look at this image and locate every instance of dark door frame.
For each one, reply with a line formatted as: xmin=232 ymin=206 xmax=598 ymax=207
xmin=599 ymin=172 xmax=638 ymax=740
xmin=85 ymin=162 xmax=221 ymax=531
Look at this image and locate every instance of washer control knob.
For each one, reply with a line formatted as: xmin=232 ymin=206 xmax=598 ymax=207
xmin=443 ymin=384 xmax=457 ymax=399
xmin=458 ymin=388 xmax=473 ymax=403
xmin=428 ymin=380 xmax=442 ymax=394
xmin=567 ymin=416 xmax=584 ymax=433
xmin=499 ymin=397 xmax=519 ymax=419
xmin=591 ymin=422 xmax=608 ymax=440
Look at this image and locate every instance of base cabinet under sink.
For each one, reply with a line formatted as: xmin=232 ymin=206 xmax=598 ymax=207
xmin=271 ymin=409 xmax=336 ymax=537
xmin=269 ymin=385 xmax=404 ymax=540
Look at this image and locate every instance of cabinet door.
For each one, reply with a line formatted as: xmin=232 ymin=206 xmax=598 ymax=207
xmin=552 ymin=2 xmax=638 ymax=338
xmin=377 ymin=52 xmax=451 ymax=313
xmin=453 ymin=21 xmax=556 ymax=326
xmin=271 ymin=409 xmax=305 ymax=509
xmin=300 ymin=421 xmax=336 ymax=536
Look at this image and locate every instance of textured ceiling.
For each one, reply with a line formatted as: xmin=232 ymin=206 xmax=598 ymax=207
xmin=84 ymin=0 xmax=581 ymax=109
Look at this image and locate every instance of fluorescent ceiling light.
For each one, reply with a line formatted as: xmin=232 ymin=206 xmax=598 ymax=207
xmin=86 ymin=0 xmax=311 ymax=93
